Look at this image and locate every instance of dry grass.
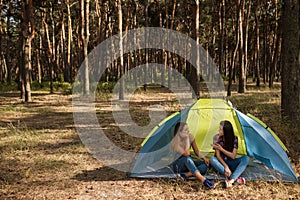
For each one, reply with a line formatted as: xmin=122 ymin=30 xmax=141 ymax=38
xmin=0 ymin=84 xmax=299 ymax=199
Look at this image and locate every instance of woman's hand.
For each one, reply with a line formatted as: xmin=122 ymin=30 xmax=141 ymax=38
xmin=203 ymin=157 xmax=210 ymax=166
xmin=212 ymin=143 xmax=222 ymax=151
xmin=224 ymin=166 xmax=232 ymax=177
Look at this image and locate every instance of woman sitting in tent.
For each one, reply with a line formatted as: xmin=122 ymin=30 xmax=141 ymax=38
xmin=210 ymin=120 xmax=250 ymax=188
xmin=170 ymin=122 xmax=215 ymax=189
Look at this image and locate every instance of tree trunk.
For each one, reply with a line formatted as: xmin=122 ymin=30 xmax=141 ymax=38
xmin=115 ymin=0 xmax=124 ymax=100
xmin=37 ymin=34 xmax=42 ymax=84
xmin=218 ymin=0 xmax=225 ymax=74
xmin=23 ymin=38 xmax=32 ymax=102
xmin=95 ymin=0 xmax=102 ymax=44
xmin=0 ymin=0 xmax=5 ymax=82
xmin=80 ymin=0 xmax=90 ymax=95
xmin=254 ymin=6 xmax=261 ymax=87
xmin=66 ymin=0 xmax=73 ymax=83
xmin=162 ymin=0 xmax=169 ymax=88
xmin=43 ymin=7 xmax=54 ymax=93
xmin=227 ymin=2 xmax=240 ymax=96
xmin=244 ymin=1 xmax=251 ymax=82
xmin=144 ymin=0 xmax=149 ymax=91
xmin=5 ymin=2 xmax=11 ymax=83
xmin=134 ymin=1 xmax=138 ymax=88
xmin=50 ymin=4 xmax=57 ymax=82
xmin=60 ymin=2 xmax=67 ymax=83
xmin=167 ymin=0 xmax=177 ymax=89
xmin=189 ymin=0 xmax=200 ymax=98
xmin=269 ymin=0 xmax=279 ymax=88
xmin=262 ymin=3 xmax=271 ymax=85
xmin=238 ymin=0 xmax=246 ymax=93
xmin=281 ymin=0 xmax=300 ymax=121
xmin=21 ymin=0 xmax=35 ymax=102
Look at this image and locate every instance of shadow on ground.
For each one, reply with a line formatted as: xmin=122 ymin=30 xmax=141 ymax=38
xmin=73 ymin=166 xmax=129 ymax=182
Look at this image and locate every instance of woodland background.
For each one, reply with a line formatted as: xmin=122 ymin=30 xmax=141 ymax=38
xmin=0 ymin=0 xmax=299 ymax=121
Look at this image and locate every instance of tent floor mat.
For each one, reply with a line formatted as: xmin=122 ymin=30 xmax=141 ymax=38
xmin=130 ymin=158 xmax=296 ymax=182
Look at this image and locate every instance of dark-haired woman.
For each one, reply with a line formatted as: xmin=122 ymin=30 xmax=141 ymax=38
xmin=210 ymin=120 xmax=250 ymax=188
xmin=170 ymin=122 xmax=215 ymax=189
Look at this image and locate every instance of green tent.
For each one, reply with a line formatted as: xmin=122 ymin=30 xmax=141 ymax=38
xmin=130 ymin=98 xmax=298 ymax=183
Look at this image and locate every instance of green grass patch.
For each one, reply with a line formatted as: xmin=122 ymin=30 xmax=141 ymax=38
xmin=0 ymin=82 xmax=18 ymax=92
xmin=0 ymin=124 xmax=42 ymax=153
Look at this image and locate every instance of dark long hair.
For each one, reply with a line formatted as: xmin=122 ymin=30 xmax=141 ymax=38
xmin=220 ymin=120 xmax=235 ymax=152
xmin=174 ymin=122 xmax=187 ymax=136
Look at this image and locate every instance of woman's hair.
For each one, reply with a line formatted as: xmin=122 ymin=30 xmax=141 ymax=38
xmin=174 ymin=122 xmax=187 ymax=136
xmin=170 ymin=122 xmax=187 ymax=152
xmin=220 ymin=120 xmax=235 ymax=152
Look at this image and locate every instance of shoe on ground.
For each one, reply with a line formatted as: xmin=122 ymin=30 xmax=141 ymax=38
xmin=203 ymin=179 xmax=215 ymax=189
xmin=177 ymin=173 xmax=187 ymax=180
xmin=225 ymin=179 xmax=233 ymax=188
xmin=236 ymin=177 xmax=246 ymax=185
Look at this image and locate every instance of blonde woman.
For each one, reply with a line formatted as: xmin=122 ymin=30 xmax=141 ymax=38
xmin=170 ymin=122 xmax=215 ymax=189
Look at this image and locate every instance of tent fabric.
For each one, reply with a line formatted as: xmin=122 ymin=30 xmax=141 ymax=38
xmin=235 ymin=109 xmax=297 ymax=182
xmin=246 ymin=113 xmax=288 ymax=152
xmin=130 ymin=98 xmax=299 ymax=183
xmin=130 ymin=106 xmax=191 ymax=175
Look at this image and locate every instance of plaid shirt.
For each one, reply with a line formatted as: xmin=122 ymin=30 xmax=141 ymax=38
xmin=216 ymin=135 xmax=238 ymax=160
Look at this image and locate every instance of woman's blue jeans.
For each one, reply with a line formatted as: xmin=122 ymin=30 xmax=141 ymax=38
xmin=210 ymin=155 xmax=250 ymax=180
xmin=173 ymin=156 xmax=208 ymax=175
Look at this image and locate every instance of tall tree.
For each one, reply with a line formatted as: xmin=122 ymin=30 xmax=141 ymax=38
xmin=189 ymin=0 xmax=199 ymax=98
xmin=115 ymin=0 xmax=124 ymax=100
xmin=80 ymin=0 xmax=90 ymax=95
xmin=281 ymin=0 xmax=300 ymax=121
xmin=43 ymin=2 xmax=55 ymax=93
xmin=254 ymin=1 xmax=261 ymax=87
xmin=237 ymin=0 xmax=246 ymax=93
xmin=218 ymin=0 xmax=225 ymax=74
xmin=0 ymin=0 xmax=6 ymax=82
xmin=269 ymin=0 xmax=280 ymax=88
xmin=20 ymin=0 xmax=35 ymax=102
xmin=227 ymin=1 xmax=240 ymax=96
xmin=4 ymin=1 xmax=12 ymax=83
xmin=65 ymin=0 xmax=74 ymax=83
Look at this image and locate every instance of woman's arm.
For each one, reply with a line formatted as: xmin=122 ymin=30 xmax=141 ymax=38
xmin=215 ymin=149 xmax=231 ymax=177
xmin=191 ymin=139 xmax=209 ymax=165
xmin=212 ymin=143 xmax=237 ymax=159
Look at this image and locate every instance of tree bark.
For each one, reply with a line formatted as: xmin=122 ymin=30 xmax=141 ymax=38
xmin=66 ymin=0 xmax=74 ymax=83
xmin=254 ymin=5 xmax=261 ymax=87
xmin=190 ymin=0 xmax=200 ymax=98
xmin=43 ymin=6 xmax=54 ymax=93
xmin=218 ymin=0 xmax=225 ymax=75
xmin=21 ymin=0 xmax=35 ymax=102
xmin=227 ymin=2 xmax=240 ymax=96
xmin=238 ymin=0 xmax=246 ymax=93
xmin=281 ymin=0 xmax=300 ymax=121
xmin=115 ymin=0 xmax=124 ymax=100
xmin=5 ymin=2 xmax=11 ymax=83
xmin=80 ymin=0 xmax=90 ymax=95
xmin=269 ymin=0 xmax=279 ymax=88
xmin=0 ymin=0 xmax=6 ymax=82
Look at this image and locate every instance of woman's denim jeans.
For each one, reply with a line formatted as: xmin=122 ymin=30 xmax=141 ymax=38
xmin=210 ymin=155 xmax=250 ymax=180
xmin=173 ymin=156 xmax=208 ymax=175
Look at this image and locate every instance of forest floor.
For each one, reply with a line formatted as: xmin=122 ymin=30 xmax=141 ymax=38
xmin=0 ymin=82 xmax=299 ymax=199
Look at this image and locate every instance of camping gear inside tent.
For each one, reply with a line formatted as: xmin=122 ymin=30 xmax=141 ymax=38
xmin=130 ymin=98 xmax=299 ymax=183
